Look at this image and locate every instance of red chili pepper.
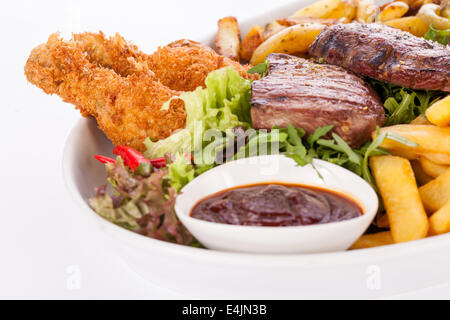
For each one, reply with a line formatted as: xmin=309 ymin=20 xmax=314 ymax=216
xmin=112 ymin=145 xmax=167 ymax=170
xmin=149 ymin=157 xmax=166 ymax=169
xmin=94 ymin=155 xmax=115 ymax=164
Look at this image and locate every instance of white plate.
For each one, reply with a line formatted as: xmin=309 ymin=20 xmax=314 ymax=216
xmin=62 ymin=1 xmax=450 ymax=299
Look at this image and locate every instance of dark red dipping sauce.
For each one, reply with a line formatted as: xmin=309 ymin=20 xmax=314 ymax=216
xmin=190 ymin=183 xmax=362 ymax=226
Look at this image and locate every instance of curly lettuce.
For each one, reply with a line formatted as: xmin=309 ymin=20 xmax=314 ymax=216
xmin=144 ymin=67 xmax=252 ymax=158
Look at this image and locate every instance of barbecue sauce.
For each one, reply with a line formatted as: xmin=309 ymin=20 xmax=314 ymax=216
xmin=190 ymin=183 xmax=362 ymax=226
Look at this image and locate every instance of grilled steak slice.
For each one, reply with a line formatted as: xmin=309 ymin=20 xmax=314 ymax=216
xmin=251 ymin=53 xmax=385 ymax=148
xmin=309 ymin=23 xmax=450 ymax=92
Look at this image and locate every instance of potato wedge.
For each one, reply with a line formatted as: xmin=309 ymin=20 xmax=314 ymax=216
xmin=375 ymin=125 xmax=450 ymax=155
xmin=410 ymin=114 xmax=431 ymax=125
xmin=418 ymin=3 xmax=450 ymax=30
xmin=355 ymin=0 xmax=379 ymax=22
xmin=429 ymin=201 xmax=450 ymax=235
xmin=383 ymin=16 xmax=428 ymax=36
xmin=293 ymin=0 xmax=343 ymax=18
xmin=277 ymin=16 xmax=339 ymax=27
xmin=426 ymin=95 xmax=450 ymax=127
xmin=263 ymin=21 xmax=287 ymax=40
xmin=411 ymin=160 xmax=434 ymax=185
xmin=419 ymin=157 xmax=449 ymax=178
xmin=350 ymin=231 xmax=394 ymax=249
xmin=378 ymin=1 xmax=409 ymax=21
xmin=240 ymin=25 xmax=264 ymax=62
xmin=216 ymin=17 xmax=241 ymax=61
xmin=419 ymin=169 xmax=450 ymax=213
xmin=370 ymin=156 xmax=429 ymax=243
xmin=327 ymin=0 xmax=357 ymax=22
xmin=250 ymin=23 xmax=325 ymax=65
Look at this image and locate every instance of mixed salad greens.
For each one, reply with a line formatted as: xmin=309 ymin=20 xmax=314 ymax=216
xmin=90 ymin=29 xmax=447 ymax=246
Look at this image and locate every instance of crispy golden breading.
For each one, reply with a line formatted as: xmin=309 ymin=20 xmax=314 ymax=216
xmin=25 ymin=33 xmax=185 ymax=151
xmin=72 ymin=34 xmax=256 ymax=92
xmin=24 ymin=32 xmax=256 ymax=151
xmin=73 ymin=32 xmax=152 ymax=77
xmin=148 ymin=39 xmax=257 ymax=92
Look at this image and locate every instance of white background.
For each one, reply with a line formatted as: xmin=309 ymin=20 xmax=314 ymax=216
xmin=1 ymin=0 xmax=449 ymax=299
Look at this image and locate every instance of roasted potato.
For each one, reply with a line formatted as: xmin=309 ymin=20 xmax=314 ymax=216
xmin=216 ymin=17 xmax=241 ymax=61
xmin=250 ymin=22 xmax=325 ymax=65
xmin=418 ymin=3 xmax=450 ymax=30
xmin=426 ymin=95 xmax=450 ymax=127
xmin=375 ymin=125 xmax=450 ymax=155
xmin=240 ymin=25 xmax=264 ymax=62
xmin=429 ymin=201 xmax=450 ymax=235
xmin=327 ymin=0 xmax=357 ymax=22
xmin=277 ymin=16 xmax=339 ymax=27
xmin=293 ymin=0 xmax=343 ymax=18
xmin=419 ymin=157 xmax=449 ymax=178
xmin=263 ymin=21 xmax=287 ymax=40
xmin=355 ymin=0 xmax=379 ymax=22
xmin=383 ymin=16 xmax=428 ymax=36
xmin=350 ymin=231 xmax=394 ymax=249
xmin=378 ymin=1 xmax=409 ymax=21
xmin=370 ymin=156 xmax=429 ymax=243
xmin=419 ymin=168 xmax=450 ymax=213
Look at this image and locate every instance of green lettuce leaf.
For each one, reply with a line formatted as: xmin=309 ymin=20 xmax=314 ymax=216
xmin=144 ymin=67 xmax=252 ymax=158
xmin=166 ymin=155 xmax=196 ymax=192
xmin=424 ymin=24 xmax=450 ymax=45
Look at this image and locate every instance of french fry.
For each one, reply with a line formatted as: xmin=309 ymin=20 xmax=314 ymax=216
xmin=370 ymin=156 xmax=429 ymax=243
xmin=327 ymin=0 xmax=357 ymax=22
xmin=387 ymin=148 xmax=450 ymax=166
xmin=389 ymin=148 xmax=419 ymax=160
xmin=376 ymin=214 xmax=390 ymax=228
xmin=263 ymin=21 xmax=287 ymax=40
xmin=419 ymin=169 xmax=450 ymax=213
xmin=411 ymin=160 xmax=434 ymax=185
xmin=421 ymin=153 xmax=450 ymax=165
xmin=410 ymin=114 xmax=431 ymax=125
xmin=378 ymin=1 xmax=409 ymax=21
xmin=426 ymin=95 xmax=450 ymax=127
xmin=293 ymin=0 xmax=343 ymax=18
xmin=375 ymin=125 xmax=450 ymax=155
xmin=215 ymin=17 xmax=241 ymax=61
xmin=240 ymin=25 xmax=264 ymax=62
xmin=383 ymin=16 xmax=428 ymax=36
xmin=250 ymin=23 xmax=325 ymax=65
xmin=355 ymin=0 xmax=379 ymax=22
xmin=419 ymin=157 xmax=449 ymax=178
xmin=350 ymin=231 xmax=394 ymax=249
xmin=429 ymin=201 xmax=450 ymax=235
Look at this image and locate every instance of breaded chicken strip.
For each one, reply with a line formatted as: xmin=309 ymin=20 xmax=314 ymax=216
xmin=25 ymin=32 xmax=257 ymax=151
xmin=147 ymin=39 xmax=257 ymax=92
xmin=72 ymin=33 xmax=257 ymax=92
xmin=73 ymin=32 xmax=152 ymax=77
xmin=25 ymin=33 xmax=185 ymax=151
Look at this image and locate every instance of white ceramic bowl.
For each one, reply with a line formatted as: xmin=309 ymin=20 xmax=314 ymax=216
xmin=62 ymin=0 xmax=450 ymax=298
xmin=64 ymin=117 xmax=450 ymax=299
xmin=175 ymin=155 xmax=378 ymax=254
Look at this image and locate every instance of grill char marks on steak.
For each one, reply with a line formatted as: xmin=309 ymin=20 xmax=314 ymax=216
xmin=309 ymin=23 xmax=450 ymax=92
xmin=251 ymin=54 xmax=385 ymax=148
